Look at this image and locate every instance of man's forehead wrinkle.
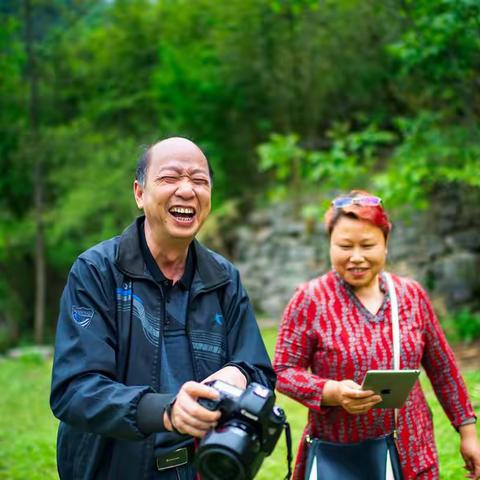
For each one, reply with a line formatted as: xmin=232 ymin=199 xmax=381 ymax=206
xmin=154 ymin=163 xmax=209 ymax=176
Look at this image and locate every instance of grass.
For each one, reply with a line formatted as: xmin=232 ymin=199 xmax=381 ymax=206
xmin=0 ymin=329 xmax=478 ymax=479
xmin=0 ymin=356 xmax=57 ymax=480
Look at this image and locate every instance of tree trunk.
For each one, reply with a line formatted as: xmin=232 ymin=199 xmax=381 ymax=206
xmin=24 ymin=0 xmax=46 ymax=344
xmin=34 ymin=162 xmax=46 ymax=345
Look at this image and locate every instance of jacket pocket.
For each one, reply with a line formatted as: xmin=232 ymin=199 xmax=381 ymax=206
xmin=189 ymin=329 xmax=226 ymax=375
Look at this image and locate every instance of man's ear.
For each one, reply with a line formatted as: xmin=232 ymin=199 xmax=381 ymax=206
xmin=133 ymin=180 xmax=144 ymax=209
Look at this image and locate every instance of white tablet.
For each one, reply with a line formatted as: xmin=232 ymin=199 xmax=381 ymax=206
xmin=361 ymin=369 xmax=420 ymax=408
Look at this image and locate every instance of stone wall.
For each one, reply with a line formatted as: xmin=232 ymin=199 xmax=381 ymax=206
xmin=232 ymin=186 xmax=480 ymax=320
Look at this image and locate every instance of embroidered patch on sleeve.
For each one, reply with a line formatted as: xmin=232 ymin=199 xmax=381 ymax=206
xmin=72 ymin=306 xmax=95 ymax=328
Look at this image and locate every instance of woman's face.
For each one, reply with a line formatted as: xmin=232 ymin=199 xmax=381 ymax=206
xmin=330 ymin=215 xmax=387 ymax=291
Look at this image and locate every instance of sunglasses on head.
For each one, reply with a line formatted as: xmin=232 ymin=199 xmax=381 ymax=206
xmin=331 ymin=195 xmax=382 ymax=208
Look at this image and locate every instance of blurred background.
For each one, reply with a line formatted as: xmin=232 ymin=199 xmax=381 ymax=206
xmin=0 ymin=1 xmax=479 ymax=477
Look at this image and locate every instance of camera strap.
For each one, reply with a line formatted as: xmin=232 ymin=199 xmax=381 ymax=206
xmin=284 ymin=421 xmax=293 ymax=480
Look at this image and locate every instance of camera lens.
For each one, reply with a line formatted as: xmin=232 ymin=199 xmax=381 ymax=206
xmin=197 ymin=448 xmax=244 ymax=480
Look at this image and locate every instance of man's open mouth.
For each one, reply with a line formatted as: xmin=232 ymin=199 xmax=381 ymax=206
xmin=169 ymin=206 xmax=196 ymax=223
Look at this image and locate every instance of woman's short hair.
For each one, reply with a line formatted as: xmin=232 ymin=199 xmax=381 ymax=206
xmin=324 ymin=190 xmax=392 ymax=239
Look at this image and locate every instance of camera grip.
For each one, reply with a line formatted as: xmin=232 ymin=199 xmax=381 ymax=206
xmin=198 ymin=397 xmax=220 ymax=411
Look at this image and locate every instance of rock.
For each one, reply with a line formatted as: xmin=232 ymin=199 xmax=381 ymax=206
xmin=430 ymin=252 xmax=480 ymax=308
xmin=447 ymin=230 xmax=480 ymax=252
xmin=227 ymin=188 xmax=480 ymax=320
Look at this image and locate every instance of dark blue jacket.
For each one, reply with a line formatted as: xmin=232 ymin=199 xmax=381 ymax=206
xmin=50 ymin=218 xmax=275 ymax=479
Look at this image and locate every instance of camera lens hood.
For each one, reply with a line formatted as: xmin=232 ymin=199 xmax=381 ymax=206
xmin=195 ymin=424 xmax=262 ymax=480
xmin=196 ymin=446 xmax=244 ymax=480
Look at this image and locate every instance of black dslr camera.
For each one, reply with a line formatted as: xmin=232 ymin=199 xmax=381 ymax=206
xmin=195 ymin=380 xmax=286 ymax=480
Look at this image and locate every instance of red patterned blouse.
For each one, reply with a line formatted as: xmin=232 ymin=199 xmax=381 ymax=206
xmin=273 ymin=271 xmax=476 ymax=480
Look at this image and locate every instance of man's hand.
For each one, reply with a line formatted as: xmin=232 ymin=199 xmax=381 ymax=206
xmin=202 ymin=365 xmax=248 ymax=390
xmin=323 ymin=379 xmax=382 ymax=414
xmin=163 ymin=381 xmax=221 ymax=438
xmin=163 ymin=367 xmax=248 ymax=438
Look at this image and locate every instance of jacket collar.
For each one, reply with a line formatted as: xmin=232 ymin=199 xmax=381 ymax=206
xmin=116 ymin=217 xmax=230 ymax=291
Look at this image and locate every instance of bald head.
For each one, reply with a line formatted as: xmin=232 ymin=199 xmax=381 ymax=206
xmin=136 ymin=137 xmax=213 ymax=186
xmin=152 ymin=137 xmax=205 ymax=158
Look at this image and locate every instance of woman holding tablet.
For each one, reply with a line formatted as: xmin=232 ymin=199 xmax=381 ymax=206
xmin=274 ymin=191 xmax=480 ymax=479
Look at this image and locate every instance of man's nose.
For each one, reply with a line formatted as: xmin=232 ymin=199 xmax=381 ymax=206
xmin=175 ymin=178 xmax=195 ymax=198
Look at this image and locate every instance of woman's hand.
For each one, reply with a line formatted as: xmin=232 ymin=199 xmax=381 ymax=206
xmin=459 ymin=423 xmax=480 ymax=479
xmin=323 ymin=379 xmax=382 ymax=414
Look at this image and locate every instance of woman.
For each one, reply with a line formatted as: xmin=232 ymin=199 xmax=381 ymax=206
xmin=273 ymin=190 xmax=480 ymax=479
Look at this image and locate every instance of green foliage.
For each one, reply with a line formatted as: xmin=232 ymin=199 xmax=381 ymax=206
xmin=268 ymin=0 xmax=320 ymax=15
xmin=258 ymin=133 xmax=304 ymax=181
xmin=0 ymin=14 xmax=25 ymax=130
xmin=308 ymin=123 xmax=396 ymax=186
xmin=0 ymin=281 xmax=16 ymax=348
xmin=0 ymin=13 xmax=27 ymax=215
xmin=442 ymin=308 xmax=480 ymax=343
xmin=45 ymin=125 xmax=140 ymax=268
xmin=372 ymin=0 xmax=480 ymax=208
xmin=256 ymin=0 xmax=480 ymax=212
xmin=1 ymin=0 xmax=479 ymax=340
xmin=257 ymin=133 xmax=305 ymax=205
xmin=47 ymin=0 xmax=158 ymax=133
xmin=374 ymin=112 xmax=480 ymax=209
xmin=388 ymin=0 xmax=480 ymax=113
xmin=257 ymin=124 xmax=396 ymax=211
xmin=258 ymin=112 xmax=480 ymax=214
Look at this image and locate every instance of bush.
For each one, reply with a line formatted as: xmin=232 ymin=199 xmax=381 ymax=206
xmin=443 ymin=308 xmax=480 ymax=343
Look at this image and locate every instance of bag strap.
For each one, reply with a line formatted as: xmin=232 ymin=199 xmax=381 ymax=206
xmin=284 ymin=421 xmax=293 ymax=480
xmin=384 ymin=272 xmax=400 ymax=437
xmin=384 ymin=272 xmax=400 ymax=370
